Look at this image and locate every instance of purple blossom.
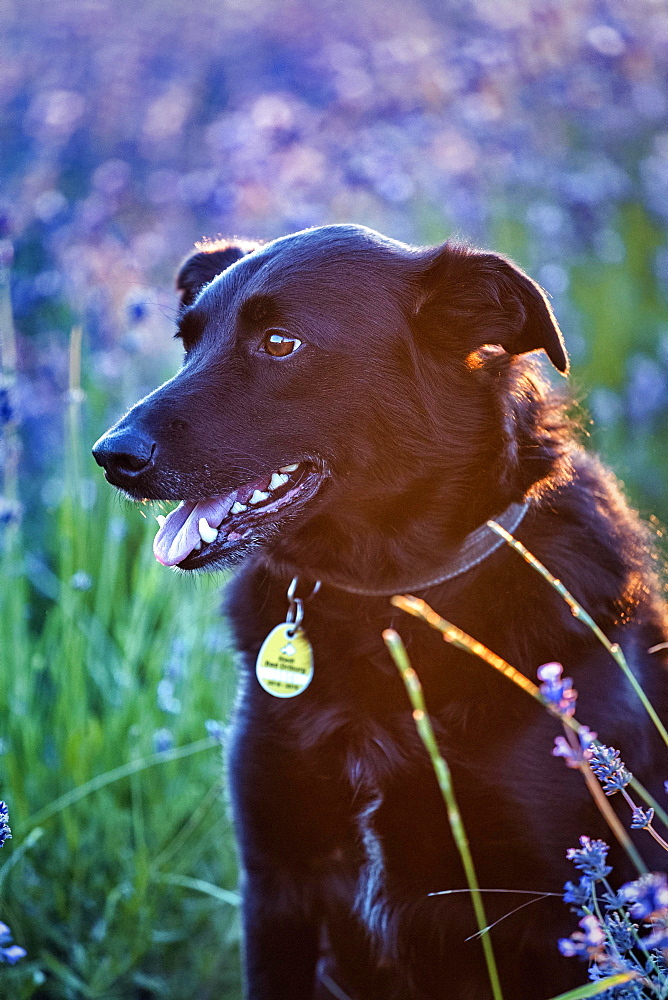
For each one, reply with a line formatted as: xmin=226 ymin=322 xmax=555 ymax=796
xmin=0 ymin=386 xmax=13 ymax=426
xmin=619 ymin=873 xmax=668 ymax=920
xmin=125 ymin=291 xmax=151 ymax=325
xmin=537 ymin=662 xmax=578 ymax=717
xmin=644 ymin=919 xmax=668 ymax=950
xmin=563 ymin=876 xmax=594 ymax=912
xmin=0 ymin=923 xmax=26 ymax=964
xmin=566 ymin=837 xmax=612 ymax=880
xmin=558 ymin=914 xmax=606 ymax=959
xmin=605 ymin=912 xmax=637 ymax=954
xmin=0 ymin=801 xmax=10 ymax=848
xmin=157 ymin=678 xmax=181 ymax=715
xmin=630 ymin=806 xmax=654 ymax=830
xmin=588 ymin=744 xmax=633 ymax=796
xmin=70 ymin=570 xmax=93 ymax=591
xmin=552 ymin=727 xmax=597 ymax=769
xmin=0 ymin=499 xmax=21 ymax=529
xmin=152 ymin=728 xmax=174 ymax=753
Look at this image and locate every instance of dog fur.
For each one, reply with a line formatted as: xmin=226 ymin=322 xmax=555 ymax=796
xmin=94 ymin=225 xmax=668 ymax=999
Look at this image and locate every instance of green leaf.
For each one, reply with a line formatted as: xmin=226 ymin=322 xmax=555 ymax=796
xmin=546 ymin=971 xmax=637 ymax=1000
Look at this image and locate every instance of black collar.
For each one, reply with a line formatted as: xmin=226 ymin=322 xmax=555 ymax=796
xmin=324 ymin=501 xmax=529 ymax=597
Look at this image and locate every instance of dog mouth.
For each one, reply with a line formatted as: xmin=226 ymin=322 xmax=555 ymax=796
xmin=152 ymin=461 xmax=324 ymax=570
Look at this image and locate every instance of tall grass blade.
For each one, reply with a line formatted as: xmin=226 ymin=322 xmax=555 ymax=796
xmin=383 ymin=628 xmax=505 ymax=1000
xmin=544 ymin=971 xmax=637 ymax=1000
xmin=25 ymin=737 xmax=219 ymax=829
xmin=487 ymin=519 xmax=668 ymax=750
xmin=154 ymin=873 xmax=240 ymax=906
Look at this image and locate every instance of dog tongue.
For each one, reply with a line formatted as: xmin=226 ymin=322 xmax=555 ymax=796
xmin=153 ymin=495 xmax=236 ymax=566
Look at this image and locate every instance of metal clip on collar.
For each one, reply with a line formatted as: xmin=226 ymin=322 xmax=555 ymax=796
xmin=285 ymin=577 xmax=321 ymax=638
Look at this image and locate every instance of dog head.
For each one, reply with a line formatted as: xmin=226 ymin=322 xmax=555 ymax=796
xmin=93 ymin=224 xmax=568 ymax=582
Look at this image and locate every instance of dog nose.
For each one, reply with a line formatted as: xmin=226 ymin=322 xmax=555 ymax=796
xmin=92 ymin=427 xmax=156 ymax=478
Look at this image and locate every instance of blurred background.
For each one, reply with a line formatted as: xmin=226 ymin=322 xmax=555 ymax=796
xmin=0 ymin=0 xmax=667 ymax=996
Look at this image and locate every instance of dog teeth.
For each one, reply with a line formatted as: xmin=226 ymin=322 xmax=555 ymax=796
xmin=249 ymin=490 xmax=269 ymax=505
xmin=193 ymin=540 xmax=202 ymax=551
xmin=198 ymin=517 xmax=218 ymax=544
xmin=279 ymin=463 xmax=299 ymax=473
xmin=155 ymin=515 xmax=166 ymax=527
xmin=269 ymin=472 xmax=289 ymax=491
xmin=231 ymin=501 xmax=247 ymax=515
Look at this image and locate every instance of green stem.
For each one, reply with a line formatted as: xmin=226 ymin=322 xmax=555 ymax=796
xmin=0 ymin=827 xmax=44 ymax=894
xmin=544 ymin=972 xmax=639 ymax=1000
xmin=383 ymin=629 xmax=504 ymax=1000
xmin=152 ymin=872 xmax=240 ymax=906
xmin=24 ymin=737 xmax=218 ymax=830
xmin=152 ymin=778 xmax=223 ymax=872
xmin=487 ymin=519 xmax=668 ymax=751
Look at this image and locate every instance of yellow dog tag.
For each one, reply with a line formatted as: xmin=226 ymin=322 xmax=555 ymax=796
xmin=255 ymin=623 xmax=314 ymax=698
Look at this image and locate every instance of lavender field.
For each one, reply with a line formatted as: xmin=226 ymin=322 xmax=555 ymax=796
xmin=1 ymin=0 xmax=667 ymax=996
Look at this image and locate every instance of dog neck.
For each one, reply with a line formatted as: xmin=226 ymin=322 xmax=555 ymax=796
xmin=277 ymin=500 xmax=529 ymax=598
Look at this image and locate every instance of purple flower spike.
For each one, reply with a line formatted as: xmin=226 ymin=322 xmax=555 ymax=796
xmin=619 ymin=872 xmax=668 ymax=920
xmin=0 ymin=801 xmax=11 ymax=848
xmin=552 ymin=727 xmax=597 ymax=769
xmin=588 ymin=745 xmax=632 ymax=795
xmin=563 ymin=875 xmax=594 ymax=913
xmin=0 ymin=921 xmax=26 ymax=964
xmin=566 ymin=837 xmax=612 ymax=879
xmin=630 ymin=806 xmax=654 ymax=829
xmin=644 ymin=920 xmax=668 ymax=950
xmin=558 ymin=914 xmax=606 ymax=959
xmin=537 ymin=661 xmax=578 ymax=717
xmin=0 ymin=944 xmax=26 ymax=965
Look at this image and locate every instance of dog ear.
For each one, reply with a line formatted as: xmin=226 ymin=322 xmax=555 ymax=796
xmin=176 ymin=240 xmax=261 ymax=307
xmin=416 ymin=245 xmax=569 ymax=374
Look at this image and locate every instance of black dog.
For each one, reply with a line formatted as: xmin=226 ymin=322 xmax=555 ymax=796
xmin=93 ymin=225 xmax=668 ymax=999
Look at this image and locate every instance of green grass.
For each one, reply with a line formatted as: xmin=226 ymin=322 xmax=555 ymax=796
xmin=0 ymin=391 xmax=242 ymax=997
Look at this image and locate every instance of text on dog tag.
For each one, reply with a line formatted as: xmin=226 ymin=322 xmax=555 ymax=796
xmin=255 ymin=623 xmax=314 ymax=698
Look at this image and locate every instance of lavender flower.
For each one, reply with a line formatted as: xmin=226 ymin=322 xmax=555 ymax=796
xmin=537 ymin=661 xmax=578 ymax=716
xmin=561 ymin=844 xmax=668 ymax=992
xmin=0 ymin=499 xmax=21 ymax=529
xmin=0 ymin=923 xmax=26 ymax=964
xmin=70 ymin=570 xmax=93 ymax=591
xmin=644 ymin=919 xmax=668 ymax=951
xmin=157 ymin=678 xmax=181 ymax=715
xmin=558 ymin=914 xmax=606 ymax=959
xmin=619 ymin=873 xmax=668 ymax=920
xmin=605 ymin=912 xmax=638 ymax=954
xmin=0 ymin=386 xmax=13 ymax=427
xmin=152 ymin=728 xmax=174 ymax=753
xmin=552 ymin=726 xmax=597 ymax=769
xmin=563 ymin=876 xmax=595 ymax=913
xmin=125 ymin=290 xmax=150 ymax=325
xmin=566 ymin=837 xmax=612 ymax=879
xmin=588 ymin=744 xmax=633 ymax=795
xmin=630 ymin=807 xmax=654 ymax=830
xmin=0 ymin=801 xmax=10 ymax=848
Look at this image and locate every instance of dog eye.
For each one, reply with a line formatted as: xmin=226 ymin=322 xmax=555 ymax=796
xmin=260 ymin=330 xmax=303 ymax=358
